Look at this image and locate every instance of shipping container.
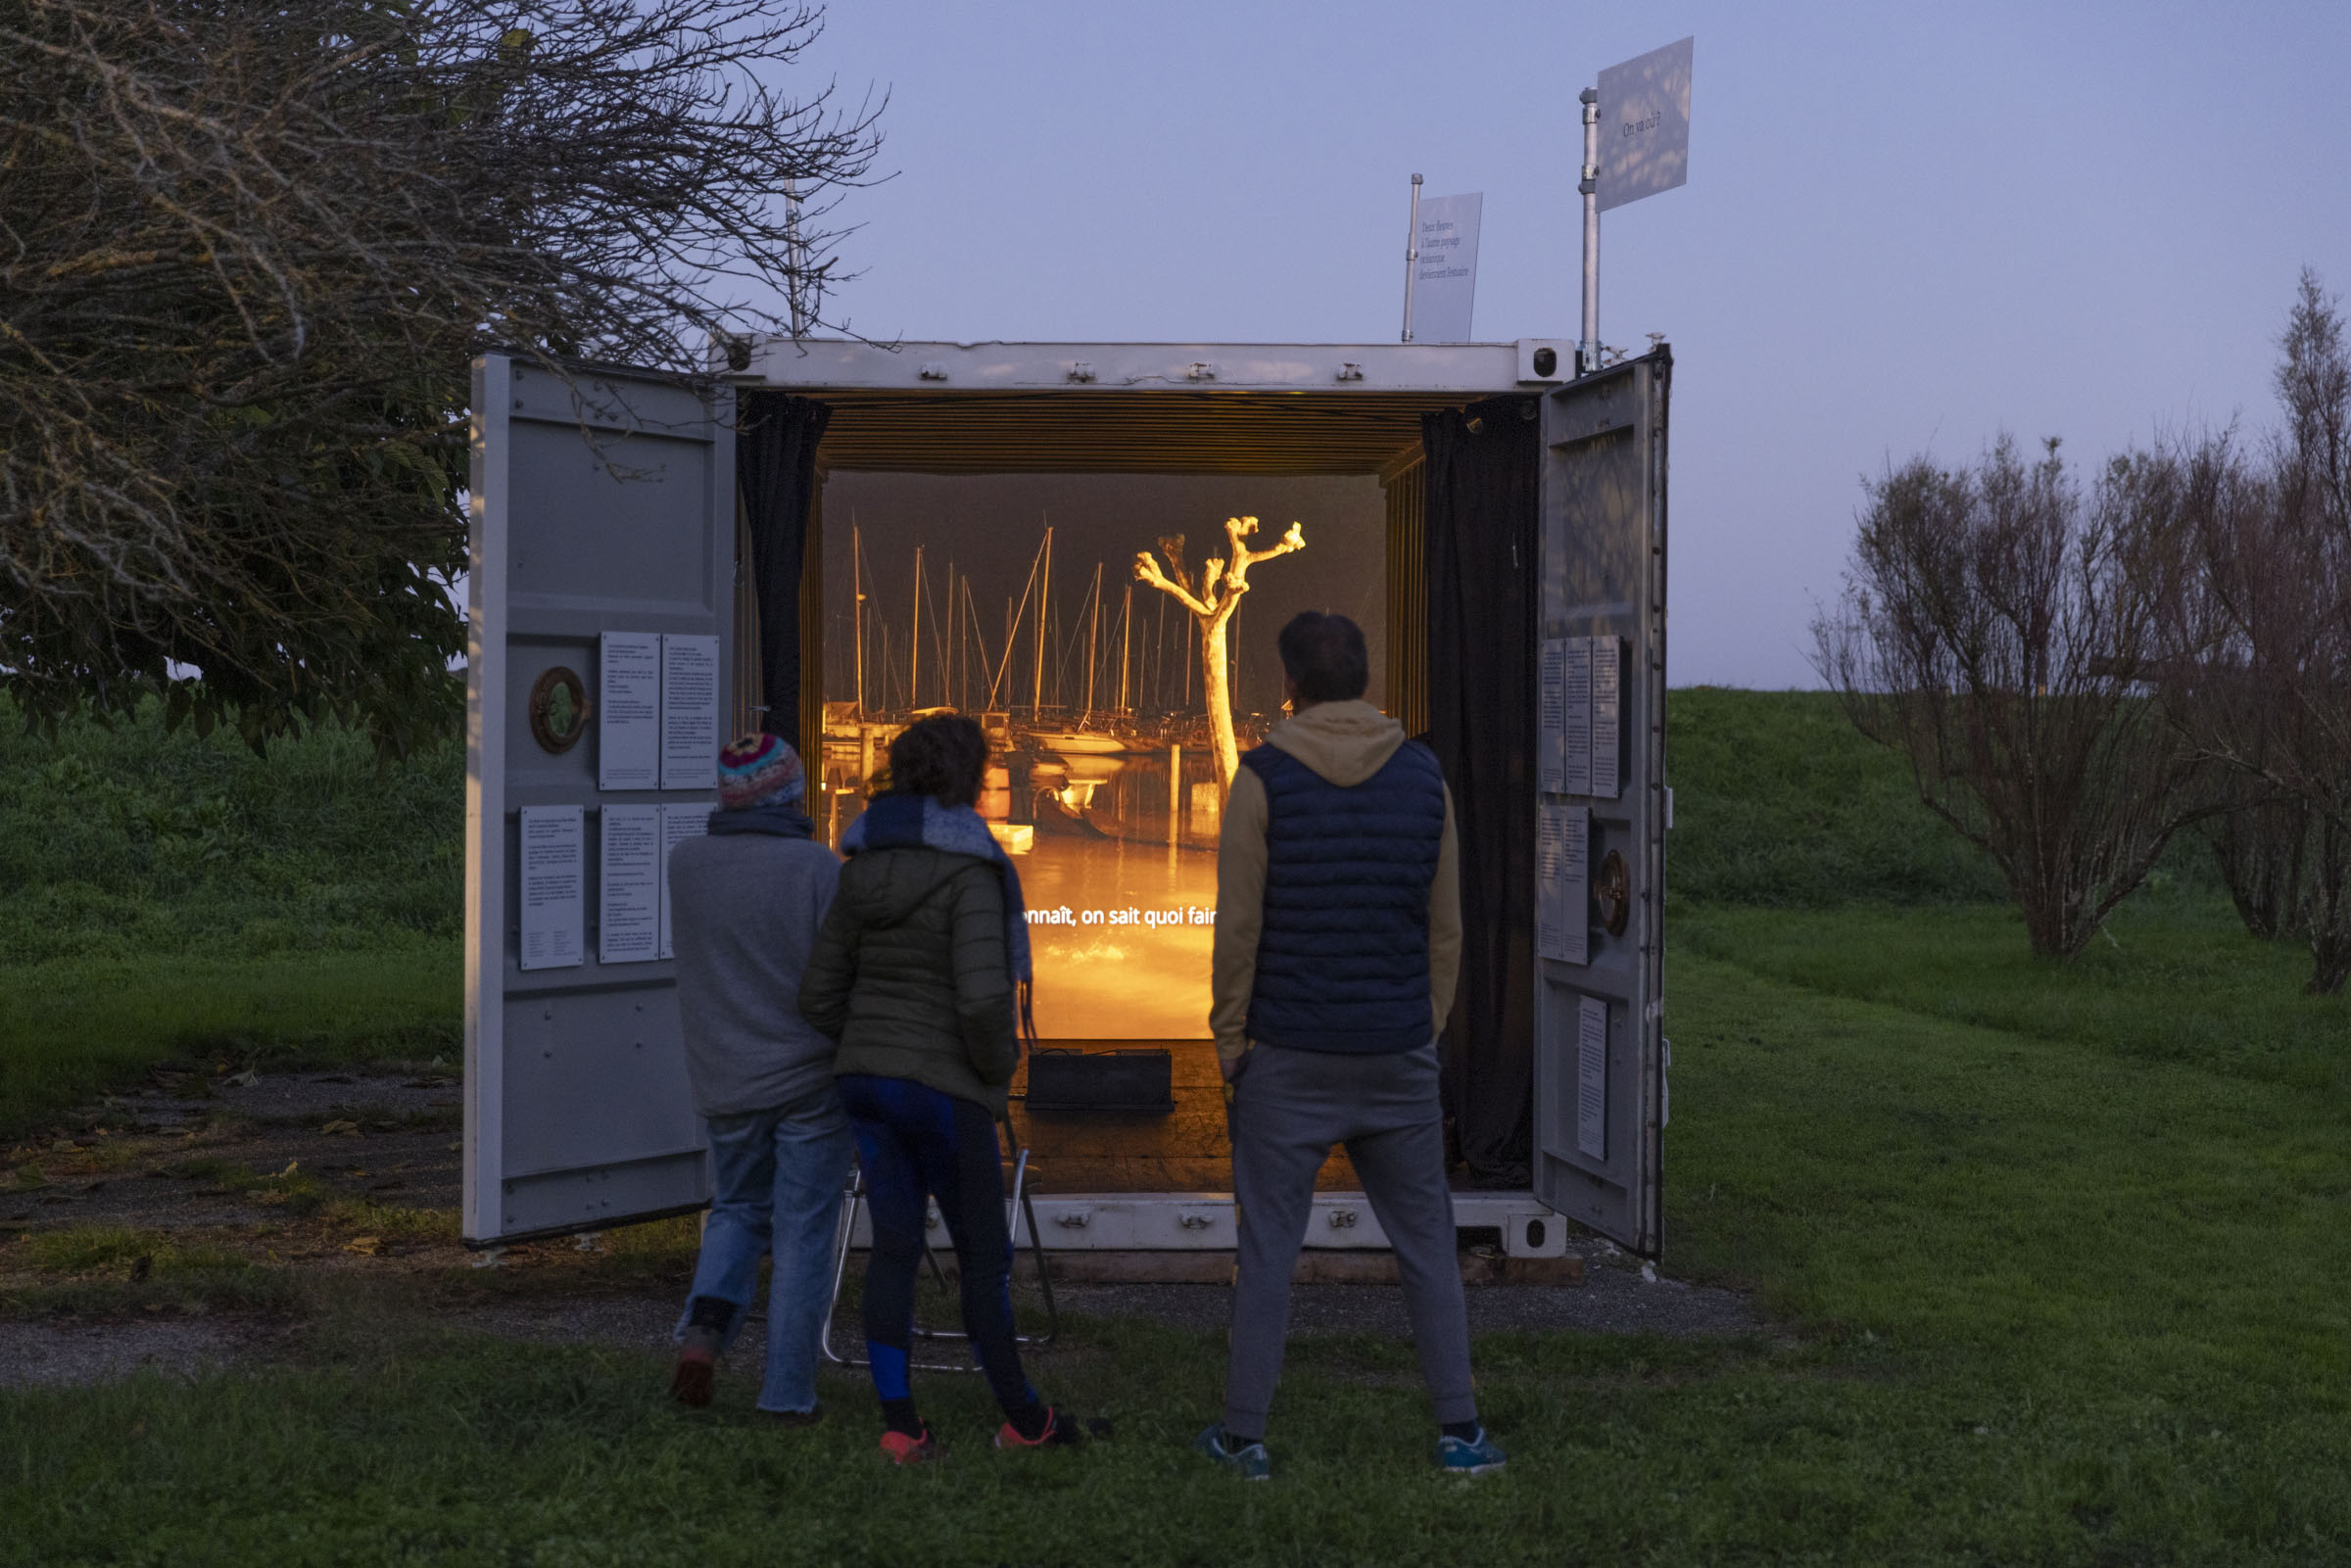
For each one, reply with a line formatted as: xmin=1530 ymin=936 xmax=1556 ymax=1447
xmin=465 ymin=337 xmax=1669 ymax=1262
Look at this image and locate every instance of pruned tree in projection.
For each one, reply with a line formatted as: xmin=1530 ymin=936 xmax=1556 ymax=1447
xmin=1133 ymin=515 xmax=1306 ymax=784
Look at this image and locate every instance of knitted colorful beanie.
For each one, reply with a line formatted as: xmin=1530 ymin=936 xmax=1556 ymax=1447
xmin=716 ymin=733 xmax=805 ymax=809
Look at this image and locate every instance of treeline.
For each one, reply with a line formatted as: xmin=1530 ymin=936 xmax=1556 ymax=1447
xmin=1818 ymin=272 xmax=2351 ymax=993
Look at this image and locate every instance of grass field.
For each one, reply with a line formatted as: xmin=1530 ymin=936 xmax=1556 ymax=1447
xmin=5 ymin=690 xmax=2347 ymax=1562
xmin=0 ymin=701 xmax=461 ymax=1136
xmin=5 ymin=943 xmax=2347 ymax=1565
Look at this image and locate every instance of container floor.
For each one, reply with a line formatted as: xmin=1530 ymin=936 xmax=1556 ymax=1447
xmin=1007 ymin=1039 xmax=1364 ymax=1194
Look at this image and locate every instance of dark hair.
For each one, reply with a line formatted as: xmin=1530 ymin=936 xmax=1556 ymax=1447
xmin=1276 ymin=612 xmax=1369 ymax=704
xmin=888 ymin=714 xmax=988 ymax=807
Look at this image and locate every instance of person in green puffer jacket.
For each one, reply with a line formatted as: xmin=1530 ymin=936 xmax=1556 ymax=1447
xmin=798 ymin=714 xmax=1078 ymax=1464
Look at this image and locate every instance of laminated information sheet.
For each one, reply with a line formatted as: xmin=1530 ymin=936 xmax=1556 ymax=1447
xmin=598 ymin=806 xmax=661 ymax=964
xmin=659 ymin=634 xmax=720 ymax=790
xmin=1537 ymin=803 xmax=1591 ymax=965
xmin=657 ymin=802 xmax=707 ymax=961
xmin=598 ymin=632 xmax=661 ymax=790
xmin=1538 ymin=639 xmax=1567 ymax=795
xmin=517 ymin=805 xmax=584 ymax=971
xmin=1590 ymin=635 xmax=1621 ymax=800
xmin=1577 ymin=993 xmax=1608 ymax=1160
xmin=1560 ymin=638 xmax=1595 ymax=796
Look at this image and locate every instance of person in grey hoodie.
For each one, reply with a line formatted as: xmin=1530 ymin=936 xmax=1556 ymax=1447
xmin=665 ymin=734 xmax=849 ymax=1420
xmin=1194 ymin=611 xmax=1505 ymax=1480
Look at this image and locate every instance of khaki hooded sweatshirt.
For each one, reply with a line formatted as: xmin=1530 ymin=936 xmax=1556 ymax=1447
xmin=1209 ymin=699 xmax=1463 ymax=1068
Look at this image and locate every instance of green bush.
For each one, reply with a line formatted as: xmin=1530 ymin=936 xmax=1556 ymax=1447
xmin=0 ymin=696 xmax=461 ymax=964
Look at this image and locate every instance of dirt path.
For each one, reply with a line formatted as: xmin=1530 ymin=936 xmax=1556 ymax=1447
xmin=3 ymin=1067 xmax=1757 ymax=1388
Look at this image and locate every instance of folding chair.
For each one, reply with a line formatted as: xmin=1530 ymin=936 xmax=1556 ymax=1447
xmin=820 ymin=1113 xmax=1059 ymax=1371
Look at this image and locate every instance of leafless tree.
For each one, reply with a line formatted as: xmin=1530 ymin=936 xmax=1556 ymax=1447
xmin=1 ymin=0 xmax=880 ymax=754
xmin=1133 ymin=515 xmax=1306 ymax=784
xmin=1813 ymin=436 xmax=2208 ymax=957
xmin=2161 ymin=272 xmax=2351 ymax=992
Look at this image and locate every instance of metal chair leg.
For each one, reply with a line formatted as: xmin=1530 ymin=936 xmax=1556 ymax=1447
xmin=822 ymin=1135 xmax=1058 ymax=1370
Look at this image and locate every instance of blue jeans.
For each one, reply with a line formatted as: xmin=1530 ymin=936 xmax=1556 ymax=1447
xmin=837 ymin=1074 xmax=1037 ymax=1420
xmin=675 ymin=1082 xmax=853 ymax=1414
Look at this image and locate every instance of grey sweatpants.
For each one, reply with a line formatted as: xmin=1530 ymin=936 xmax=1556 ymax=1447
xmin=1222 ymin=1038 xmax=1476 ymax=1437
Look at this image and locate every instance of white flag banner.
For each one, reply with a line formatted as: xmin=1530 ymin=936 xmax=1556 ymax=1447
xmin=1597 ymin=37 xmax=1693 ymax=214
xmin=1410 ymin=192 xmax=1483 ymax=344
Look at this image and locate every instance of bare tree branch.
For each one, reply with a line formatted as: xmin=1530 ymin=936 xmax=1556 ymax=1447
xmin=0 ymin=0 xmax=885 ymax=755
xmin=1812 ymin=436 xmax=2211 ymax=957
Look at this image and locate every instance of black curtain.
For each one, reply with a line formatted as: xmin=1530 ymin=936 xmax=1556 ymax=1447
xmin=735 ymin=391 xmax=832 ymax=746
xmin=1422 ymin=397 xmax=1540 ymax=1187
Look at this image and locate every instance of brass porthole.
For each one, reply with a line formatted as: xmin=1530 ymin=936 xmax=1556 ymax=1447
xmin=528 ymin=666 xmax=593 ymax=754
xmin=1595 ymin=849 xmax=1632 ymax=937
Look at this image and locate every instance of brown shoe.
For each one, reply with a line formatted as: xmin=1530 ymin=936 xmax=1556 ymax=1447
xmin=669 ymin=1333 xmax=719 ymax=1407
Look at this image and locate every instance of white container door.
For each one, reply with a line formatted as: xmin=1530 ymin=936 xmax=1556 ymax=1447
xmin=1532 ymin=353 xmax=1670 ymax=1256
xmin=464 ymin=355 xmax=736 ymax=1245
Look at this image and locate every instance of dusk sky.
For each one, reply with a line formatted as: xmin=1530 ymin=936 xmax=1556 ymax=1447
xmin=783 ymin=1 xmax=2351 ymax=688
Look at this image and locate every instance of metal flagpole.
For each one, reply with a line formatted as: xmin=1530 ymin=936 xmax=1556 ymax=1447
xmin=1400 ymin=173 xmax=1422 ymax=343
xmin=785 ymin=177 xmax=809 ymax=338
xmin=1577 ymin=88 xmax=1601 ymax=375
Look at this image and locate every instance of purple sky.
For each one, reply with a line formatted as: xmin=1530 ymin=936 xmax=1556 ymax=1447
xmin=785 ymin=1 xmax=2351 ymax=687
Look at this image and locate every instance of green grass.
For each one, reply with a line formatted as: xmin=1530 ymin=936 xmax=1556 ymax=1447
xmin=4 ymin=690 xmax=2347 ymax=1559
xmin=1662 ymin=688 xmax=2225 ymax=908
xmin=5 ymin=938 xmax=2349 ymax=1564
xmin=0 ymin=696 xmax=463 ymax=1135
xmin=1665 ymin=688 xmax=2010 ymax=906
xmin=1680 ymin=895 xmax=2348 ymax=1098
xmin=0 ymin=696 xmax=460 ymax=967
xmin=0 ymin=945 xmax=458 ymax=1137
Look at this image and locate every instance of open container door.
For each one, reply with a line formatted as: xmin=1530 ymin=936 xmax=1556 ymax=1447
xmin=1532 ymin=351 xmax=1669 ymax=1256
xmin=465 ymin=354 xmax=735 ymax=1245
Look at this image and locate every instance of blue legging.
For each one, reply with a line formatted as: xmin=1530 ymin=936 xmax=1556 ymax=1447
xmin=838 ymin=1073 xmax=1036 ymax=1418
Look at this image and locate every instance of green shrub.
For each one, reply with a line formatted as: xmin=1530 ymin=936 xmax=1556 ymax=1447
xmin=0 ymin=696 xmax=461 ymax=964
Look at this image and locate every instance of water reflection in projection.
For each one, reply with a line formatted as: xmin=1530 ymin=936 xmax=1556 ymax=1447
xmin=1019 ymin=834 xmax=1218 ymax=1040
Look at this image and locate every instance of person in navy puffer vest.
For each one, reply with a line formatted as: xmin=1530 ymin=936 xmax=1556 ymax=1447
xmin=1192 ymin=613 xmax=1506 ymax=1482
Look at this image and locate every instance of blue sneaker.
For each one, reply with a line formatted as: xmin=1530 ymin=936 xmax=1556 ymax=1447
xmin=1194 ymin=1424 xmax=1271 ymax=1481
xmin=1438 ymin=1427 xmax=1507 ymax=1476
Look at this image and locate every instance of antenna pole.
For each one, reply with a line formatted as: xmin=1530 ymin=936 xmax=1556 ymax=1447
xmin=1401 ymin=172 xmax=1422 ymax=343
xmin=1578 ymin=87 xmax=1601 ymax=373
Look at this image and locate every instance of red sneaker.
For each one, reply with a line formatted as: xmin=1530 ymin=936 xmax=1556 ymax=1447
xmin=994 ymin=1406 xmax=1082 ymax=1449
xmin=880 ymin=1425 xmax=936 ymax=1465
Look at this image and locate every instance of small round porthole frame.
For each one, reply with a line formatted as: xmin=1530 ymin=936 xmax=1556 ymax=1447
xmin=528 ymin=666 xmax=593 ymax=754
xmin=1594 ymin=849 xmax=1633 ymax=938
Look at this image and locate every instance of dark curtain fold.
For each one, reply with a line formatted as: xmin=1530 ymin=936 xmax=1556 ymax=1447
xmin=1422 ymin=397 xmax=1540 ymax=1186
xmin=735 ymin=391 xmax=832 ymax=747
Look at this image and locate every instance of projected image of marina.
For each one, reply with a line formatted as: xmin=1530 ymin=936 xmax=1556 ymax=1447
xmin=817 ymin=472 xmax=1387 ymax=1039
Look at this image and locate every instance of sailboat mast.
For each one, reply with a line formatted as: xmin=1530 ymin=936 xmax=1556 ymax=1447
xmin=1032 ymin=521 xmax=1052 ymax=718
xmin=1120 ymin=584 xmax=1132 ymax=713
xmin=1085 ymin=562 xmax=1102 ymax=720
xmin=910 ymin=545 xmax=924 ymax=711
xmin=852 ymin=515 xmax=866 ymax=717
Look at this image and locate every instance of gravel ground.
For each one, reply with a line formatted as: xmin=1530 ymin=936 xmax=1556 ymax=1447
xmin=1048 ymin=1264 xmax=1758 ymax=1339
xmin=4 ymin=1069 xmax=462 ymax=1231
xmin=0 ymin=1314 xmax=293 ymax=1391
